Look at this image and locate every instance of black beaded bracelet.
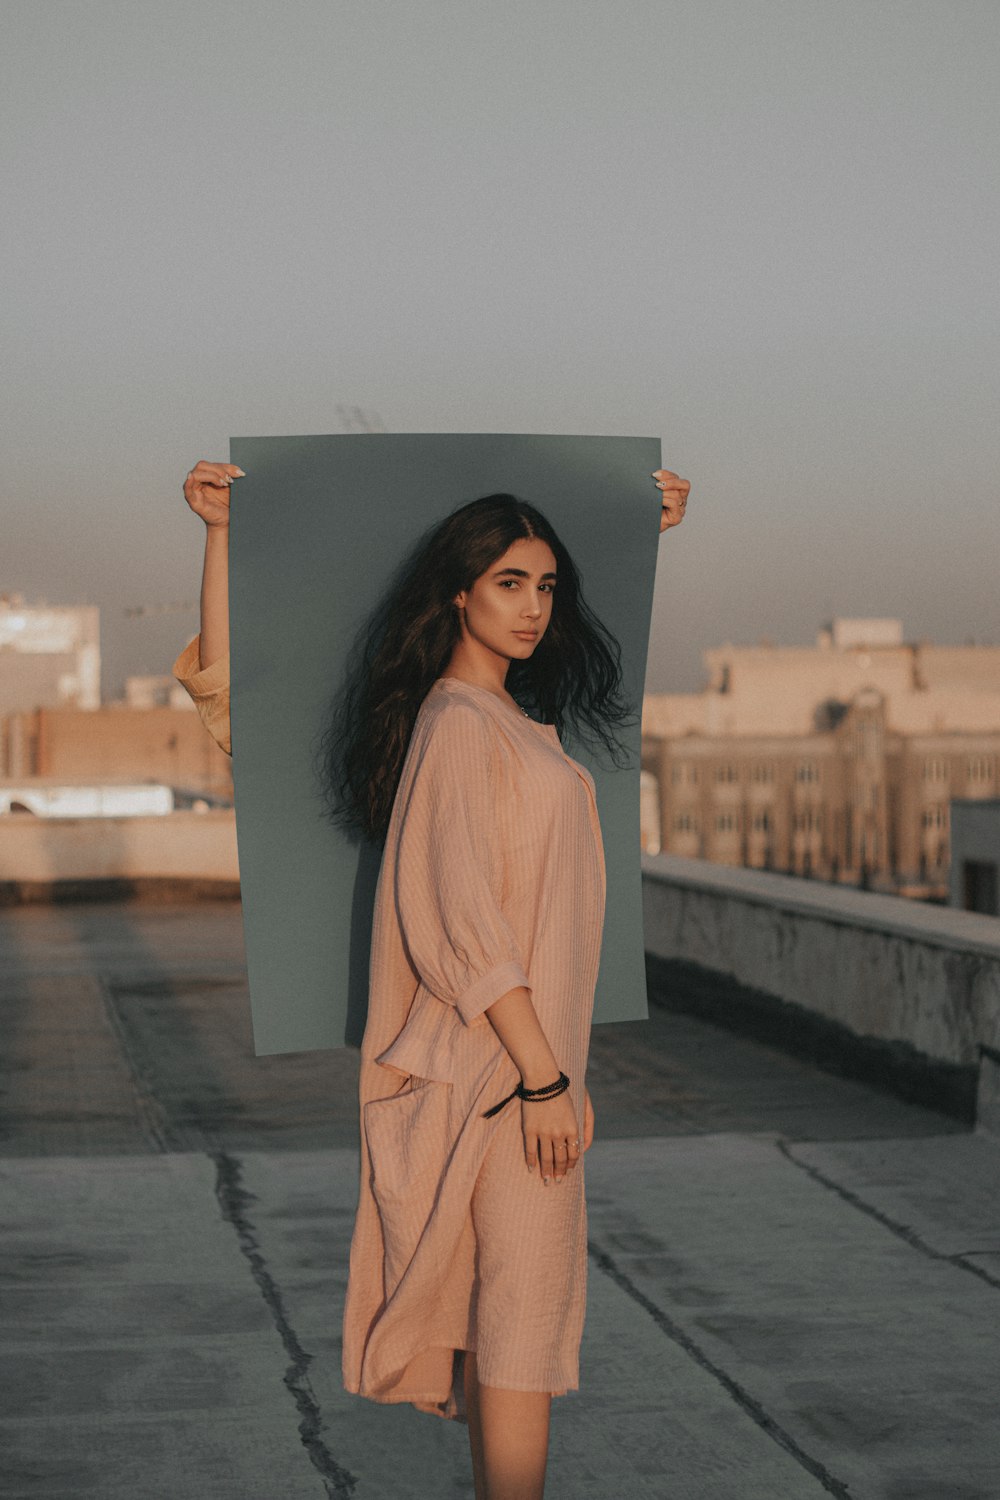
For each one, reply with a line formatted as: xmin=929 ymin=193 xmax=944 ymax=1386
xmin=482 ymin=1070 xmax=570 ymax=1119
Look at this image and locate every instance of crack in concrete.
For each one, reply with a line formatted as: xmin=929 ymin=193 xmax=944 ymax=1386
xmin=211 ymin=1149 xmax=359 ymax=1499
xmin=97 ymin=975 xmax=180 ymax=1153
xmin=587 ymin=1239 xmax=852 ymax=1498
xmin=777 ymin=1139 xmax=1000 ymax=1292
xmin=98 ymin=973 xmax=358 ymax=1496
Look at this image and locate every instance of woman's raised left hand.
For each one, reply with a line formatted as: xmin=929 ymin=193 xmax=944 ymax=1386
xmin=652 ymin=468 xmax=691 ymax=533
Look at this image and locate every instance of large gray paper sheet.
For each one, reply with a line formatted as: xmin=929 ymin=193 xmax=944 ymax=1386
xmin=228 ymin=433 xmax=662 ymax=1055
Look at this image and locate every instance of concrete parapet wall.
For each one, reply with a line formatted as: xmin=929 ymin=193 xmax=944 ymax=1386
xmin=0 ymin=810 xmax=239 ymax=896
xmin=642 ymin=853 xmax=1000 ymax=1074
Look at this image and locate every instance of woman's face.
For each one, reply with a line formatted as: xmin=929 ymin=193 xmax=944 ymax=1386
xmin=454 ymin=536 xmax=558 ymax=663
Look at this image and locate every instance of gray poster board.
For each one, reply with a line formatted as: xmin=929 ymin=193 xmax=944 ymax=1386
xmin=228 ymin=433 xmax=662 ymax=1055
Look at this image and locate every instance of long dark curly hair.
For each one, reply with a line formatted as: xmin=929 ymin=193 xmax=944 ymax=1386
xmin=312 ymin=492 xmax=637 ymax=845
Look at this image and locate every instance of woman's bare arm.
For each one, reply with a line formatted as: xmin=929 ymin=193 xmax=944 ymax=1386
xmin=199 ymin=523 xmax=230 ymax=671
xmin=482 ymin=985 xmax=560 ymax=1090
xmin=483 ymin=984 xmax=583 ymax=1183
xmin=181 ymin=461 xmax=243 ymax=669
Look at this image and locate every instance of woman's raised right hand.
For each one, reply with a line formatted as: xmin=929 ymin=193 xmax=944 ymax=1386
xmin=182 ymin=460 xmax=245 ymax=529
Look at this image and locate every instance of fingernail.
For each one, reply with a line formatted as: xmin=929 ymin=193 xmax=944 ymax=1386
xmin=543 ymin=1176 xmax=550 ymax=1185
xmin=233 ymin=468 xmax=246 ymax=477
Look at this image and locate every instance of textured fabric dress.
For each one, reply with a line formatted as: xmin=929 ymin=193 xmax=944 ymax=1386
xmin=172 ymin=637 xmax=607 ymax=1421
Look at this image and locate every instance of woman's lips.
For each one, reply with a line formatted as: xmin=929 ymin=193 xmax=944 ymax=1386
xmin=514 ymin=631 xmax=538 ymax=639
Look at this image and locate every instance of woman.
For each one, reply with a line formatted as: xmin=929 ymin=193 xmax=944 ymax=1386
xmin=173 ymin=459 xmax=690 ymax=1500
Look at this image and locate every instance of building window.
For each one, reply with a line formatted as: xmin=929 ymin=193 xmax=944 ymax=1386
xmin=714 ymin=763 xmax=737 ymax=784
xmin=922 ymin=758 xmax=948 ymax=782
xmin=672 ymin=811 xmax=699 ymax=833
xmin=857 ymin=721 xmax=882 ymax=761
xmin=751 ymin=809 xmax=771 ymax=833
xmin=715 ymin=811 xmax=737 ymax=833
xmin=921 ymin=805 xmax=947 ymax=830
xmin=967 ymin=756 xmax=995 ymax=784
xmin=750 ymin=762 xmax=775 ymax=784
xmin=672 ymin=763 xmax=698 ymax=785
xmin=793 ymin=808 xmax=821 ymax=833
xmin=795 ymin=761 xmax=819 ymax=784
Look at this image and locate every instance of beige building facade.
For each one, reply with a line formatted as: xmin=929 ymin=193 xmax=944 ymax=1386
xmin=0 ymin=597 xmax=233 ymax=800
xmin=641 ymin=620 xmax=1000 ymax=898
xmin=0 ymin=591 xmax=100 ymax=715
xmin=1 ymin=704 xmax=233 ymax=801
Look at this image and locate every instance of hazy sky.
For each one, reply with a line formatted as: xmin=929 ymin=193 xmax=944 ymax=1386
xmin=3 ymin=0 xmax=997 ymax=696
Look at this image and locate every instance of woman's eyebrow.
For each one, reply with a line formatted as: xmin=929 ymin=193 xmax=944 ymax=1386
xmin=492 ymin=566 xmax=557 ymax=580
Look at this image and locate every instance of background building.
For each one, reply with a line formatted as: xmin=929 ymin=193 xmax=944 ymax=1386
xmin=2 ymin=703 xmax=233 ymax=801
xmin=0 ymin=591 xmax=100 ymax=715
xmin=0 ymin=596 xmax=231 ymax=800
xmin=642 ymin=619 xmax=1000 ymax=899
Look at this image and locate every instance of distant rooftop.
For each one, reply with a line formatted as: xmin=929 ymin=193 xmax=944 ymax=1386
xmin=820 ymin=617 xmax=904 ymax=649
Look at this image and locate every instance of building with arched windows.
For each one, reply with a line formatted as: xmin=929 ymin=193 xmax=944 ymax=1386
xmin=641 ymin=620 xmax=1000 ymax=899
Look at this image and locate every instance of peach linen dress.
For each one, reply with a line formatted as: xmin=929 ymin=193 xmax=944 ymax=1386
xmin=172 ymin=636 xmax=607 ymax=1422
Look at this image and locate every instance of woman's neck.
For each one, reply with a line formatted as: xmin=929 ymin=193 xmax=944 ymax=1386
xmin=439 ymin=644 xmax=512 ymax=700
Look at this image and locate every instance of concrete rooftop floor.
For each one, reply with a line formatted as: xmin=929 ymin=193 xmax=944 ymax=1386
xmin=1 ymin=899 xmax=997 ymax=1500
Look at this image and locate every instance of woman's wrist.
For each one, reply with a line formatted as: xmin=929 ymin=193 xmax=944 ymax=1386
xmin=519 ymin=1061 xmax=563 ymax=1091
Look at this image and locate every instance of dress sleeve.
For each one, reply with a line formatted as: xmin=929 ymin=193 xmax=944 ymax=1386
xmin=171 ymin=634 xmax=232 ymax=758
xmin=394 ymin=701 xmax=531 ymax=1028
